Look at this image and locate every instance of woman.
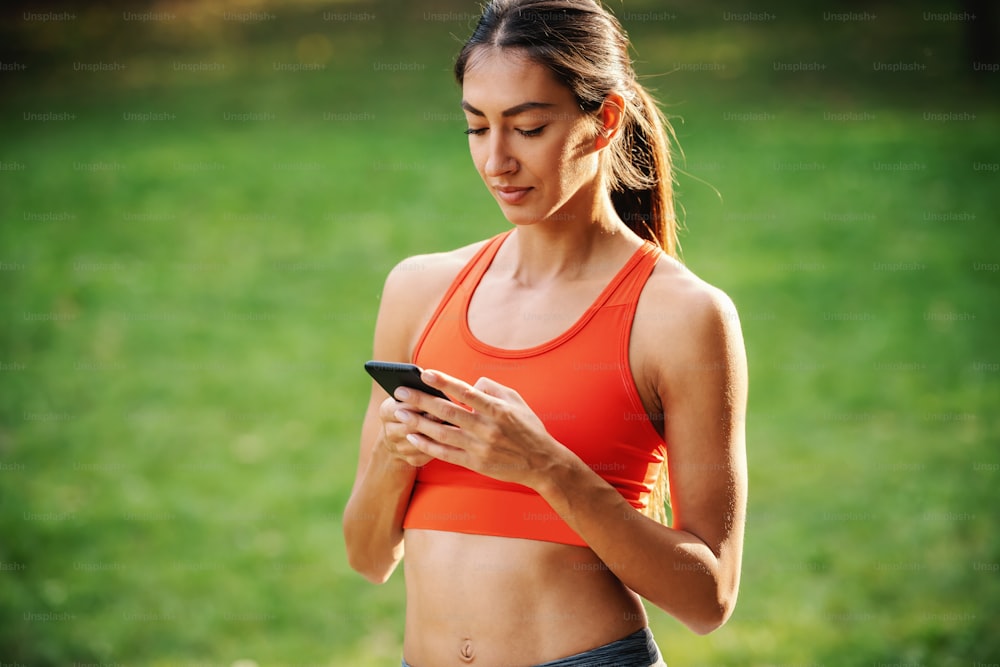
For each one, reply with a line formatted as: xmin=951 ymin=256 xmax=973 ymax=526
xmin=343 ymin=1 xmax=748 ymax=665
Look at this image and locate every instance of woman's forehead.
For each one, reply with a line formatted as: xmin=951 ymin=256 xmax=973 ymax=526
xmin=461 ymin=48 xmax=575 ymax=111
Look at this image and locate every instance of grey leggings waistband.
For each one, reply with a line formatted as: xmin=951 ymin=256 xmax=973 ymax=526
xmin=401 ymin=627 xmax=662 ymax=667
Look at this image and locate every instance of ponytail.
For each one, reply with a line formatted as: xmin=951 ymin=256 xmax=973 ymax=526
xmin=609 ymin=80 xmax=678 ymax=523
xmin=608 ymin=81 xmax=680 ymax=258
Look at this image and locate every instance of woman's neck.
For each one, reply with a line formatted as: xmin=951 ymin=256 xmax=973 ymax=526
xmin=504 ymin=198 xmax=640 ymax=288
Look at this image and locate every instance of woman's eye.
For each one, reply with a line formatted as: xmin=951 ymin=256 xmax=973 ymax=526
xmin=464 ymin=125 xmax=545 ymax=137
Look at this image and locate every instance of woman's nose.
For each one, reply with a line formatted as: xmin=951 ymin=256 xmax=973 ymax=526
xmin=484 ymin=134 xmax=517 ymax=177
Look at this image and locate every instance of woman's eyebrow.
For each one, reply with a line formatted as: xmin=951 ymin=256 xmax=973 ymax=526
xmin=461 ymin=100 xmax=556 ymax=117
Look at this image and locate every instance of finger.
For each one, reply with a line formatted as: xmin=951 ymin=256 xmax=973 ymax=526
xmin=396 ymin=381 xmax=475 ymax=428
xmin=380 ymin=395 xmax=409 ymax=417
xmin=392 ymin=407 xmax=417 ymax=425
xmin=395 ymin=434 xmax=434 ymax=466
xmin=403 ymin=408 xmax=470 ymax=449
xmin=391 ymin=386 xmax=448 ymax=414
xmin=422 ymin=369 xmax=500 ymax=415
xmin=380 ymin=420 xmax=434 ymax=466
xmin=378 ymin=396 xmax=399 ymax=419
xmin=406 ymin=432 xmax=465 ymax=466
xmin=472 ymin=375 xmax=516 ymax=399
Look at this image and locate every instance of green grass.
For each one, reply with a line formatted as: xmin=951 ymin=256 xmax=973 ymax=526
xmin=2 ymin=2 xmax=998 ymax=665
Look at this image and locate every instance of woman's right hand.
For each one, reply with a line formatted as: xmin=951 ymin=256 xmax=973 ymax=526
xmin=378 ymin=396 xmax=435 ymax=467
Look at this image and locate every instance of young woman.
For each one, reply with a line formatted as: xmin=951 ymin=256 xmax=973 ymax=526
xmin=343 ymin=1 xmax=748 ymax=665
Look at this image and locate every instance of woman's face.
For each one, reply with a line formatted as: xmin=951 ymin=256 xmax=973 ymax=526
xmin=461 ymin=48 xmax=602 ymax=227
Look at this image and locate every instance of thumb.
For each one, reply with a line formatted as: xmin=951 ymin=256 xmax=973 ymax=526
xmin=473 ymin=376 xmax=508 ymax=397
xmin=474 ymin=376 xmax=523 ymax=404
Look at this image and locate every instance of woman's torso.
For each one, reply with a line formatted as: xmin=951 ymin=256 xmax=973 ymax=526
xmin=398 ymin=232 xmax=671 ymax=666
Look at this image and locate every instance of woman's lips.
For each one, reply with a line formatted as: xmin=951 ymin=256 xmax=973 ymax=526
xmin=495 ymin=186 xmax=532 ymax=204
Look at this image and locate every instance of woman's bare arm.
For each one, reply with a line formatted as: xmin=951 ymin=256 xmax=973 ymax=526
xmin=399 ymin=275 xmax=748 ymax=632
xmin=539 ymin=283 xmax=747 ymax=632
xmin=342 ymin=260 xmax=425 ymax=583
xmin=342 ymin=245 xmax=485 ymax=583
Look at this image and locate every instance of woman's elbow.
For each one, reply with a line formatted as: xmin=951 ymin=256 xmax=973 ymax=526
xmin=347 ymin=553 xmax=394 ymax=585
xmin=685 ymin=607 xmax=729 ymax=635
xmin=683 ymin=588 xmax=738 ymax=635
xmin=342 ymin=520 xmax=400 ymax=584
xmin=344 ymin=539 xmax=399 ymax=584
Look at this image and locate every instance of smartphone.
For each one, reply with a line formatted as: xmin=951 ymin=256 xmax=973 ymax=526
xmin=364 ymin=361 xmax=451 ymax=402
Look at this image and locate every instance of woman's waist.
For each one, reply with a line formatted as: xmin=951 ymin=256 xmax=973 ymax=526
xmin=402 ymin=528 xmax=647 ymax=662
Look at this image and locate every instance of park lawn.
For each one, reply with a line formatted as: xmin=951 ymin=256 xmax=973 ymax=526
xmin=2 ymin=4 xmax=998 ymax=665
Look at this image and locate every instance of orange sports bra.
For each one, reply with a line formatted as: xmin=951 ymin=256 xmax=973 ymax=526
xmin=403 ymin=230 xmax=667 ymax=547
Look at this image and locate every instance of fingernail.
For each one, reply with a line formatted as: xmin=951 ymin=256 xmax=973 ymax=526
xmin=394 ymin=409 xmax=410 ymax=423
xmin=423 ymin=370 xmax=438 ymax=382
xmin=394 ymin=387 xmax=411 ymax=401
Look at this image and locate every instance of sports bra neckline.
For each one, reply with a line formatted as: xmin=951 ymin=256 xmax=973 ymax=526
xmin=460 ymin=230 xmax=660 ymax=358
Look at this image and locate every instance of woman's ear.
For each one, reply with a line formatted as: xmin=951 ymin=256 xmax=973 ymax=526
xmin=595 ymin=93 xmax=626 ymax=150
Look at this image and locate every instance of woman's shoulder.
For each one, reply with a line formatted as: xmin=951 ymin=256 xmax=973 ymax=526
xmin=373 ymin=238 xmax=494 ymax=359
xmin=628 ymin=254 xmax=747 ymax=415
xmin=635 ymin=254 xmax=744 ymax=365
xmin=382 ymin=237 xmax=491 ymax=298
xmin=643 ymin=254 xmax=737 ymax=314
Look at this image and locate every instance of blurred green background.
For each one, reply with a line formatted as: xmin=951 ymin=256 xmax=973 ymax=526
xmin=1 ymin=0 xmax=998 ymax=664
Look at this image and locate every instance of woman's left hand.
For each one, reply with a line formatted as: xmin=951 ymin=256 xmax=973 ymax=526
xmin=391 ymin=369 xmax=562 ymax=489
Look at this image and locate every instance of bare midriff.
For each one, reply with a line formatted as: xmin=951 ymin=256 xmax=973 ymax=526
xmin=402 ymin=529 xmax=648 ymax=667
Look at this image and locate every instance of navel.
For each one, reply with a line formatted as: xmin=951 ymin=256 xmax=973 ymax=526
xmin=459 ymin=637 xmax=476 ymax=663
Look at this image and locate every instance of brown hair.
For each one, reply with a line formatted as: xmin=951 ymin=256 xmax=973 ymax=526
xmin=456 ymin=0 xmax=675 ymax=524
xmin=455 ymin=0 xmax=679 ymax=258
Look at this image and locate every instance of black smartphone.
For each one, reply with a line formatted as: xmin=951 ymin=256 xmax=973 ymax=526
xmin=364 ymin=361 xmax=451 ymax=402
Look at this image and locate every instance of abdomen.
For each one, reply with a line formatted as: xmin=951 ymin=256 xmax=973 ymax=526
xmin=402 ymin=529 xmax=648 ymax=666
